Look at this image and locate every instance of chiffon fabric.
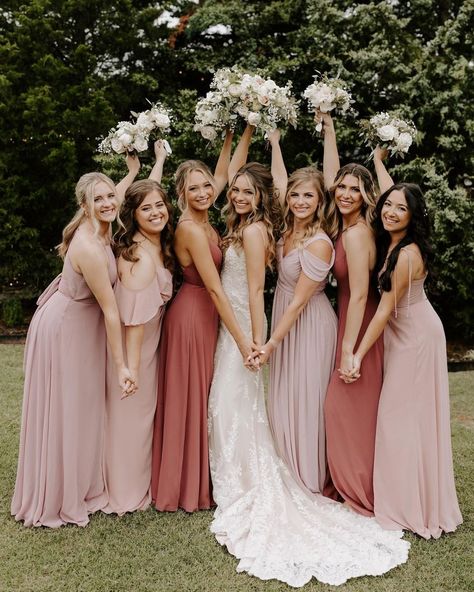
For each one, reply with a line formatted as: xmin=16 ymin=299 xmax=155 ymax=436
xmin=374 ymin=249 xmax=462 ymax=538
xmin=103 ymin=266 xmax=172 ymax=515
xmin=151 ymin=237 xmax=222 ymax=511
xmin=268 ymin=233 xmax=337 ymax=495
xmin=208 ymin=244 xmax=409 ymax=587
xmin=11 ymin=244 xmax=115 ymax=527
xmin=324 ymin=232 xmax=383 ymax=515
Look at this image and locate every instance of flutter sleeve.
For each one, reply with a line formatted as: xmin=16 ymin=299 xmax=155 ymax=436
xmin=299 ymin=239 xmax=335 ymax=282
xmin=114 ymin=277 xmax=165 ymax=326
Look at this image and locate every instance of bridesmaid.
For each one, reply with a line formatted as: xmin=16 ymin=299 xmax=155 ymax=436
xmin=11 ymin=159 xmax=138 ymax=527
xmin=151 ymin=131 xmax=258 ymax=512
xmin=102 ymin=177 xmax=174 ymax=515
xmin=260 ymin=162 xmax=338 ymax=495
xmin=320 ymin=112 xmax=383 ymax=515
xmin=345 ymin=160 xmax=463 ymax=538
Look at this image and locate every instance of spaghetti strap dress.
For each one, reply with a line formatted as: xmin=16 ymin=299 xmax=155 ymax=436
xmin=11 ymin=242 xmax=115 ymax=527
xmin=374 ymin=248 xmax=462 ymax=538
xmin=324 ymin=232 xmax=383 ymax=515
xmin=268 ymin=233 xmax=338 ymax=495
xmin=151 ymin=235 xmax=222 ymax=512
xmin=103 ymin=266 xmax=172 ymax=515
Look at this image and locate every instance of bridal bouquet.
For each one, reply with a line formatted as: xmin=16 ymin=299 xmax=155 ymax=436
xmin=99 ymin=102 xmax=172 ymax=155
xmin=303 ymin=75 xmax=352 ymax=132
xmin=360 ymin=112 xmax=417 ymax=157
xmin=194 ymin=67 xmax=298 ymax=140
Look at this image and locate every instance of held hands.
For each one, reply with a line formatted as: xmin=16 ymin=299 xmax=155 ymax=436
xmin=119 ymin=366 xmax=138 ymax=399
xmin=239 ymin=339 xmax=261 ymax=372
xmin=256 ymin=337 xmax=279 ymax=367
xmin=338 ymin=353 xmax=362 ymax=384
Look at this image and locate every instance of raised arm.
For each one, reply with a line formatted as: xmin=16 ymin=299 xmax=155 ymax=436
xmin=181 ymin=224 xmax=257 ymax=365
xmin=320 ymin=111 xmax=340 ymax=189
xmin=373 ymin=146 xmax=394 ymax=195
xmin=72 ymin=243 xmax=135 ymax=394
xmin=258 ymin=239 xmax=333 ymax=365
xmin=148 ymin=140 xmax=168 ymax=184
xmin=116 ymin=153 xmax=140 ymax=204
xmin=243 ymin=224 xmax=267 ymax=346
xmin=267 ymin=129 xmax=288 ymax=209
xmin=228 ymin=124 xmax=255 ymax=183
xmin=213 ymin=129 xmax=234 ymax=196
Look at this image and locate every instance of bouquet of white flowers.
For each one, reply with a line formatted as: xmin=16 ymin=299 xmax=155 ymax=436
xmin=360 ymin=112 xmax=417 ymax=157
xmin=194 ymin=67 xmax=298 ymax=140
xmin=303 ymin=75 xmax=353 ymax=132
xmin=99 ymin=102 xmax=172 ymax=155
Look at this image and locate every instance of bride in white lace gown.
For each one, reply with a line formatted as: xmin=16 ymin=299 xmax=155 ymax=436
xmin=208 ymin=163 xmax=410 ymax=587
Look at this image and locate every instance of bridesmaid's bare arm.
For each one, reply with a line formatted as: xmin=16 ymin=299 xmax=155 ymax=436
xmin=321 ymin=112 xmax=340 ymax=189
xmin=148 ymin=140 xmax=168 ymax=184
xmin=243 ymin=224 xmax=267 ymax=346
xmin=71 ymin=241 xmax=135 ymax=393
xmin=258 ymin=240 xmax=333 ymax=365
xmin=373 ymin=146 xmax=394 ymax=195
xmin=179 ymin=223 xmax=257 ymax=363
xmin=214 ymin=129 xmax=234 ymax=195
xmin=116 ymin=153 xmax=141 ymax=204
xmin=339 ymin=225 xmax=372 ymax=374
xmin=228 ymin=124 xmax=254 ymax=184
xmin=267 ymin=129 xmax=287 ymax=209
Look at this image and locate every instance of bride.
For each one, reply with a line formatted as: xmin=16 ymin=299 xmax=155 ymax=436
xmin=208 ymin=135 xmax=410 ymax=587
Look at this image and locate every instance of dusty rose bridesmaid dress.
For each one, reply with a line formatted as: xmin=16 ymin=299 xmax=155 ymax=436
xmin=11 ymin=243 xmax=115 ymax=527
xmin=324 ymin=233 xmax=383 ymax=516
xmin=102 ymin=266 xmax=172 ymax=515
xmin=268 ymin=233 xmax=337 ymax=495
xmin=151 ymin=239 xmax=222 ymax=511
xmin=373 ymin=249 xmax=462 ymax=538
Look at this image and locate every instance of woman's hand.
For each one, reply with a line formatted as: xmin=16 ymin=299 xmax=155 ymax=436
xmin=266 ymin=128 xmax=281 ymax=145
xmin=239 ymin=339 xmax=261 ymax=371
xmin=257 ymin=338 xmax=279 ymax=366
xmin=339 ymin=353 xmax=362 ymax=384
xmin=373 ymin=144 xmax=389 ymax=162
xmin=315 ymin=110 xmax=334 ymax=134
xmin=338 ymin=352 xmax=354 ymax=379
xmin=125 ymin=152 xmax=140 ymax=176
xmin=119 ymin=366 xmax=137 ymax=398
xmin=153 ymin=139 xmax=169 ymax=162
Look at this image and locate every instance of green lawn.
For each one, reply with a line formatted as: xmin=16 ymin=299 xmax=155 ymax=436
xmin=0 ymin=344 xmax=472 ymax=592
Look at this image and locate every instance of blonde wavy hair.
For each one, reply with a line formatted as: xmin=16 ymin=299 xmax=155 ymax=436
xmin=57 ymin=172 xmax=116 ymax=259
xmin=327 ymin=163 xmax=378 ymax=233
xmin=174 ymin=160 xmax=217 ymax=211
xmin=282 ymin=166 xmax=338 ymax=244
xmin=222 ymin=163 xmax=282 ymax=269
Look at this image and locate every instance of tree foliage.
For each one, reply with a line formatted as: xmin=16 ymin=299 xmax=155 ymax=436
xmin=1 ymin=0 xmax=473 ymax=338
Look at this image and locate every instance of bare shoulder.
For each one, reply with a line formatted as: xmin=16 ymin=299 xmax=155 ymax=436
xmin=344 ymin=223 xmax=374 ymax=247
xmin=175 ymin=219 xmax=207 ymax=242
xmin=118 ymin=249 xmax=156 ymax=290
xmin=69 ymin=228 xmax=108 ymax=267
xmin=242 ymin=222 xmax=266 ymax=244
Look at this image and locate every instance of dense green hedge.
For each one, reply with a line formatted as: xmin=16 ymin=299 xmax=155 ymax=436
xmin=1 ymin=0 xmax=473 ymax=339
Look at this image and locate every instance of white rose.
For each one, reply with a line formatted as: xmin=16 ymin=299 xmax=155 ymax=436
xmin=153 ymin=112 xmax=171 ymax=129
xmin=395 ymin=132 xmax=413 ymax=153
xmin=319 ymin=100 xmax=336 ymax=113
xmin=117 ymin=131 xmax=133 ymax=146
xmin=228 ymin=84 xmax=242 ymax=97
xmin=136 ymin=112 xmax=154 ymax=132
xmin=257 ymin=92 xmax=270 ymax=106
xmin=247 ymin=112 xmax=261 ymax=126
xmin=200 ymin=126 xmax=218 ymax=141
xmin=377 ymin=124 xmax=397 ymax=142
xmin=133 ymin=135 xmax=149 ymax=152
xmin=111 ymin=137 xmax=127 ymax=154
xmin=235 ymin=104 xmax=249 ymax=117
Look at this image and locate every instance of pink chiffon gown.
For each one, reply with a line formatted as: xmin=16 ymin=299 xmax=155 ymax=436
xmin=103 ymin=265 xmax=172 ymax=515
xmin=151 ymin=238 xmax=222 ymax=511
xmin=268 ymin=233 xmax=337 ymax=495
xmin=11 ymin=243 xmax=115 ymax=527
xmin=374 ymin=248 xmax=462 ymax=538
xmin=324 ymin=233 xmax=383 ymax=516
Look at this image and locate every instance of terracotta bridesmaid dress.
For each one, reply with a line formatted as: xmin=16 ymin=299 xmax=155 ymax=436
xmin=103 ymin=265 xmax=172 ymax=515
xmin=324 ymin=232 xmax=383 ymax=516
xmin=11 ymin=242 xmax=115 ymax=527
xmin=268 ymin=233 xmax=337 ymax=495
xmin=373 ymin=248 xmax=462 ymax=538
xmin=151 ymin=238 xmax=222 ymax=512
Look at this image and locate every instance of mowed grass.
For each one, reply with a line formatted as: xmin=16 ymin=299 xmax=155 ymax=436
xmin=0 ymin=344 xmax=473 ymax=592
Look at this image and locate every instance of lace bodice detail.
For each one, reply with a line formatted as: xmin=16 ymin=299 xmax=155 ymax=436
xmin=220 ymin=245 xmax=252 ymax=332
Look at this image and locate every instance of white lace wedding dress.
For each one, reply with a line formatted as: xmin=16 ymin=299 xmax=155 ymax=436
xmin=208 ymin=245 xmax=410 ymax=587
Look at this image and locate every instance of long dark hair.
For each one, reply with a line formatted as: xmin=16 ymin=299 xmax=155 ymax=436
xmin=115 ymin=179 xmax=175 ymax=274
xmin=375 ymin=183 xmax=432 ymax=292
